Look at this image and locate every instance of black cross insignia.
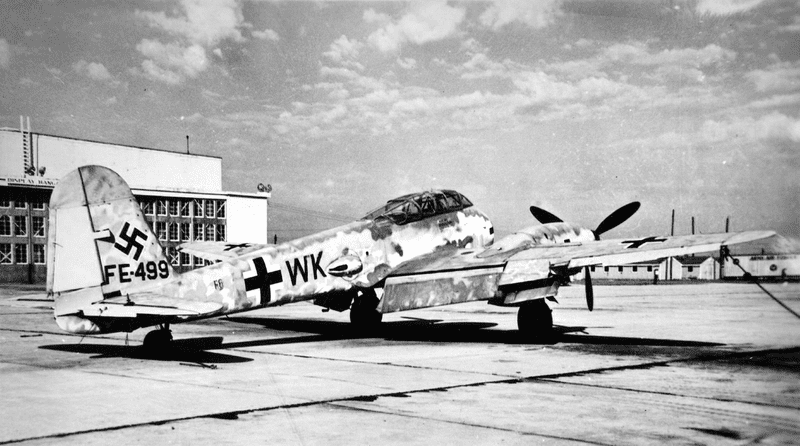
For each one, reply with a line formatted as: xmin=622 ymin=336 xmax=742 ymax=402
xmin=621 ymin=236 xmax=668 ymax=249
xmin=244 ymin=257 xmax=283 ymax=305
xmin=224 ymin=243 xmax=251 ymax=251
xmin=114 ymin=222 xmax=147 ymax=261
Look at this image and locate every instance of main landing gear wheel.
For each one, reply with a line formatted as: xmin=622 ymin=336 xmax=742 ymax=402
xmin=142 ymin=324 xmax=173 ymax=350
xmin=517 ymin=300 xmax=553 ymax=340
xmin=350 ymin=289 xmax=383 ymax=330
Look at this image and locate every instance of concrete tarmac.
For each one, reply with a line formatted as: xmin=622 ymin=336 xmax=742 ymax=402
xmin=1 ymin=282 xmax=799 ymax=445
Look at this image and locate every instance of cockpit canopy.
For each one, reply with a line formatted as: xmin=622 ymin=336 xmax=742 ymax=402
xmin=363 ymin=190 xmax=474 ymax=225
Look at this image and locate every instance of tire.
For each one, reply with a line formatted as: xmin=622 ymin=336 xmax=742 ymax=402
xmin=517 ymin=299 xmax=553 ymax=339
xmin=350 ymin=290 xmax=383 ymax=329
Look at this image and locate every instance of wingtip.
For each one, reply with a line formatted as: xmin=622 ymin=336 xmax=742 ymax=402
xmin=723 ymin=230 xmax=776 ymax=246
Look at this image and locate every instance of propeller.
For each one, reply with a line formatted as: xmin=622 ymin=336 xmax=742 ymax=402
xmin=528 ymin=201 xmax=641 ymax=311
xmin=529 ymin=205 xmax=563 ymax=224
xmin=593 ymin=201 xmax=641 ymax=240
xmin=584 ymin=266 xmax=593 ymax=311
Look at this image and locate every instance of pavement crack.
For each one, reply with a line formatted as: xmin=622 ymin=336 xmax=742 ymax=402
xmin=325 ymin=401 xmax=615 ymax=446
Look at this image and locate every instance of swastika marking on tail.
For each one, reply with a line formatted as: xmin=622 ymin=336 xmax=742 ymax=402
xmin=114 ymin=222 xmax=147 ymax=261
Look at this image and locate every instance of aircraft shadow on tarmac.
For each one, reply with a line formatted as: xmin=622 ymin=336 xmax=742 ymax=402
xmin=40 ymin=336 xmax=253 ymax=365
xmin=38 ymin=318 xmax=722 ymax=363
xmin=220 ymin=316 xmax=723 ymax=349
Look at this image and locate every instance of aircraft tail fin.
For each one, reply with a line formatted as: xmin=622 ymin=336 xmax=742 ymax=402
xmin=47 ymin=165 xmax=175 ymax=297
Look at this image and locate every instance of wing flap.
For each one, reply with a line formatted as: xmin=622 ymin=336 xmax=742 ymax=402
xmin=382 ymin=267 xmax=503 ymax=314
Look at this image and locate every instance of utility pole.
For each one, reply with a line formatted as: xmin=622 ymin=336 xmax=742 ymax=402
xmin=671 ymin=209 xmax=675 ymax=236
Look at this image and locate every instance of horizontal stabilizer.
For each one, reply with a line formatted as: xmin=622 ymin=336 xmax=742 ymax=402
xmin=66 ymin=291 xmax=225 ymax=319
xmin=178 ymin=241 xmax=271 ymax=262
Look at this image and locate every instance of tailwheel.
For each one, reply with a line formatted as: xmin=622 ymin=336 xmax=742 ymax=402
xmin=349 ymin=289 xmax=383 ymax=330
xmin=142 ymin=324 xmax=173 ymax=350
xmin=517 ymin=299 xmax=553 ymax=340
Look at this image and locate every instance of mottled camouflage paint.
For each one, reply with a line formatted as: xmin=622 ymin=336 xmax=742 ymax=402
xmin=50 ymin=166 xmax=494 ymax=334
xmin=49 ymin=165 xmax=775 ymax=335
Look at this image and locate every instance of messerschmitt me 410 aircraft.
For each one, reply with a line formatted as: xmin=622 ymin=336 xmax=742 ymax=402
xmin=47 ymin=166 xmax=773 ymax=347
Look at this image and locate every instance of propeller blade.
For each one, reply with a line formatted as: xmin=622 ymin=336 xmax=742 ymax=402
xmin=594 ymin=201 xmax=641 ymax=238
xmin=584 ymin=266 xmax=594 ymax=311
xmin=529 ymin=206 xmax=563 ymax=224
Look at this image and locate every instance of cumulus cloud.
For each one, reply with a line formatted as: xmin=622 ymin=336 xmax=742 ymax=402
xmin=0 ymin=38 xmax=10 ymax=69
xmin=324 ymin=35 xmax=364 ymax=64
xmin=136 ymin=0 xmax=244 ymax=46
xmin=696 ymin=0 xmax=768 ymax=15
xmin=136 ymin=39 xmax=209 ymax=83
xmin=365 ymin=2 xmax=465 ymax=52
xmin=134 ymin=0 xmax=244 ymax=84
xmin=72 ymin=60 xmax=114 ymax=82
xmin=479 ymin=0 xmax=563 ymax=30
xmin=602 ymin=43 xmax=736 ymax=68
xmin=253 ymin=28 xmax=279 ymax=41
xmin=397 ymin=57 xmax=417 ymax=70
xmin=700 ymin=112 xmax=800 ymax=143
xmin=746 ymin=61 xmax=800 ymax=92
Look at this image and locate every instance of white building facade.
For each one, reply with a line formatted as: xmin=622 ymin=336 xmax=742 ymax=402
xmin=0 ymin=125 xmax=268 ymax=284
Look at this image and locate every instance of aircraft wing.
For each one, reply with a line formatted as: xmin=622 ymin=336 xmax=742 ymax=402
xmin=178 ymin=241 xmax=271 ymax=261
xmin=502 ymin=231 xmax=776 ymax=269
xmin=380 ymin=230 xmax=775 ymax=313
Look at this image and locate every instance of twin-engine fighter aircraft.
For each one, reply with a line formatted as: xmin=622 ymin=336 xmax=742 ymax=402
xmin=48 ymin=166 xmax=773 ymax=346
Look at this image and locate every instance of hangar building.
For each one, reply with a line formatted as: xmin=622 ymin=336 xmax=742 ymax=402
xmin=0 ymin=121 xmax=269 ymax=284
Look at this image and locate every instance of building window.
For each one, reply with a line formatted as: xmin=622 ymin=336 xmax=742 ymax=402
xmin=15 ymin=244 xmax=27 ymax=264
xmin=179 ymin=200 xmax=190 ymax=217
xmin=193 ymin=255 xmax=203 ymax=267
xmin=193 ymin=199 xmax=204 ymax=218
xmin=688 ymin=266 xmax=694 ymax=273
xmin=193 ymin=223 xmax=204 ymax=241
xmin=140 ymin=200 xmax=154 ymax=216
xmin=647 ymin=266 xmax=653 ymax=272
xmin=590 ymin=266 xmax=595 ymax=272
xmin=14 ymin=200 xmax=26 ymax=209
xmin=604 ymin=266 xmax=609 ymax=272
xmin=156 ymin=221 xmax=167 ymax=241
xmin=215 ymin=224 xmax=226 ymax=242
xmin=33 ymin=244 xmax=45 ymax=264
xmin=32 ymin=201 xmax=46 ymax=210
xmin=167 ymin=247 xmax=179 ymax=266
xmin=0 ymin=199 xmax=9 ymax=208
xmin=0 ymin=244 xmax=10 ymax=264
xmin=618 ymin=266 xmax=623 ymax=273
xmin=32 ymin=217 xmax=45 ymax=237
xmin=632 ymin=266 xmax=638 ymax=272
xmin=169 ymin=200 xmax=179 ymax=216
xmin=205 ymin=200 xmax=215 ymax=218
xmin=168 ymin=222 xmax=179 ymax=241
xmin=0 ymin=216 xmax=10 ymax=236
xmin=205 ymin=224 xmax=215 ymax=241
xmin=14 ymin=216 xmax=27 ymax=236
xmin=216 ymin=201 xmax=226 ymax=219
xmin=180 ymin=223 xmax=190 ymax=242
xmin=156 ymin=199 xmax=168 ymax=216
xmin=180 ymin=252 xmax=191 ymax=266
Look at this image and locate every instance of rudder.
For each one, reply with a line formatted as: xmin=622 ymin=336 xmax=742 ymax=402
xmin=47 ymin=165 xmax=174 ymax=296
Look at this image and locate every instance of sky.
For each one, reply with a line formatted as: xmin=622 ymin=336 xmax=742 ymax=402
xmin=1 ymin=0 xmax=798 ymax=243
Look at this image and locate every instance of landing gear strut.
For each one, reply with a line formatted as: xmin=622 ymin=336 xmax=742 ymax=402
xmin=142 ymin=323 xmax=173 ymax=350
xmin=517 ymin=299 xmax=553 ymax=339
xmin=350 ymin=289 xmax=383 ymax=329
